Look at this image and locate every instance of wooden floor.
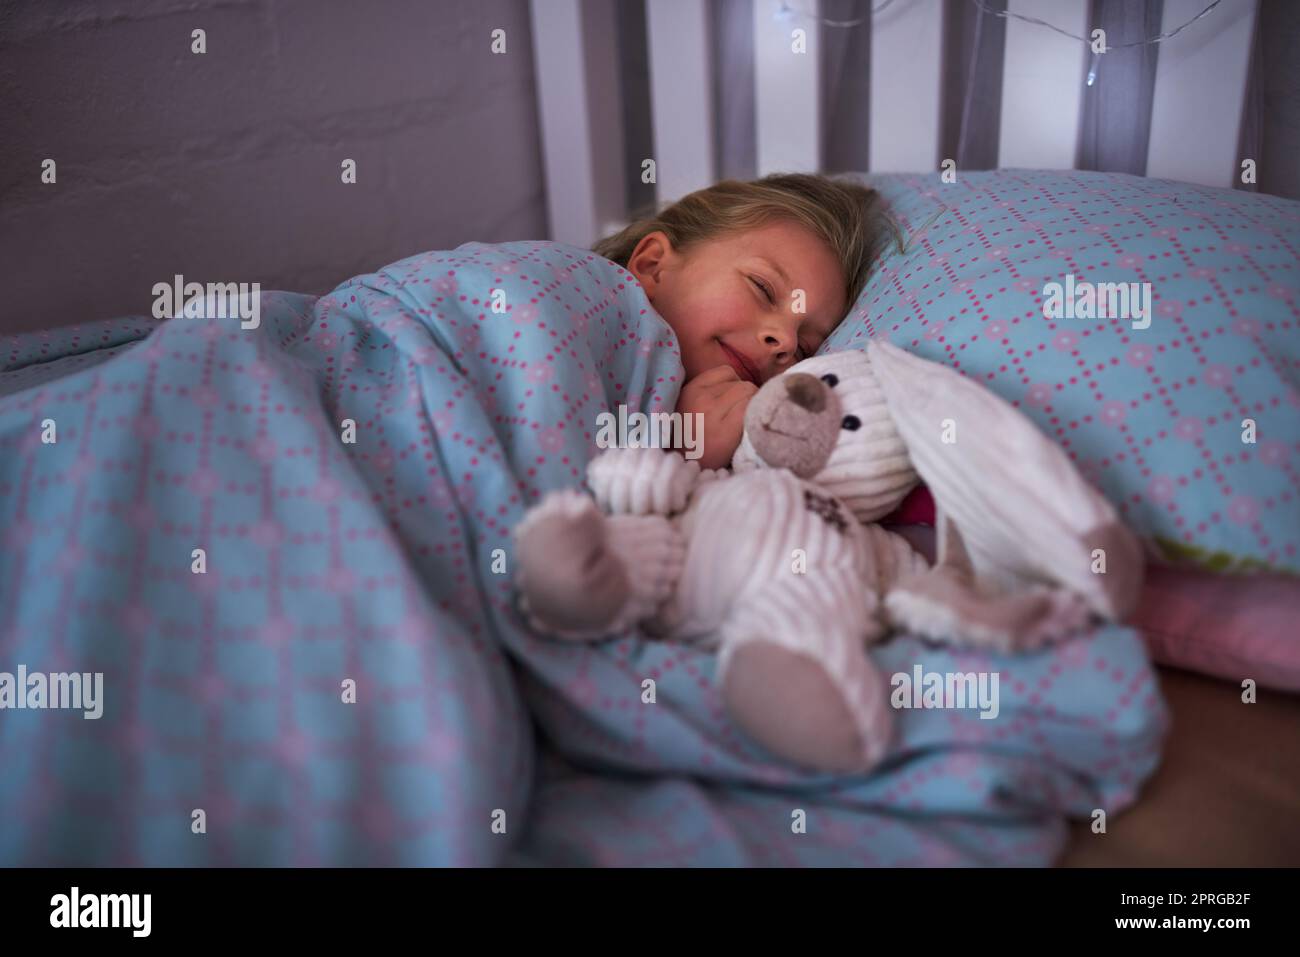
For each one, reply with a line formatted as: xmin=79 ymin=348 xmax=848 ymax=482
xmin=1059 ymin=666 xmax=1300 ymax=867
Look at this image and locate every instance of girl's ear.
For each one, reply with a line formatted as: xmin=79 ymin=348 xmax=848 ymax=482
xmin=626 ymin=231 xmax=674 ymax=300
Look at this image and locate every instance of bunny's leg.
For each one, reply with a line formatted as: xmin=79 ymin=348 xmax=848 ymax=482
xmin=718 ymin=571 xmax=893 ymax=774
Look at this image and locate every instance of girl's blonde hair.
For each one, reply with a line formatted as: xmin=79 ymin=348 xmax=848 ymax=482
xmin=593 ymin=173 xmax=899 ymax=309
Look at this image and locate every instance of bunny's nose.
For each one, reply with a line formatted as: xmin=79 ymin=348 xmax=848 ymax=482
xmin=783 ymin=373 xmax=826 ymax=412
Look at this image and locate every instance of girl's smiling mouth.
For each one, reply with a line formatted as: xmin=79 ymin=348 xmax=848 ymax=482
xmin=718 ymin=341 xmax=761 ymax=385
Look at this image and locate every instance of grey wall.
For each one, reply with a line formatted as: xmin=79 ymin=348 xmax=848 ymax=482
xmin=0 ymin=0 xmax=548 ymax=336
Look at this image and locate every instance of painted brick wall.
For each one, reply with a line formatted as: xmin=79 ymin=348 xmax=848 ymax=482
xmin=0 ymin=0 xmax=547 ymax=335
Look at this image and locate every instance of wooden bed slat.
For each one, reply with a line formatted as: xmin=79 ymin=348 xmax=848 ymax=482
xmin=997 ymin=0 xmax=1089 ymax=170
xmin=1146 ymin=0 xmax=1259 ymax=188
xmin=529 ymin=0 xmax=626 ymax=246
xmin=754 ymin=0 xmax=821 ymax=175
xmin=646 ymin=0 xmax=717 ymax=203
xmin=868 ymin=0 xmax=945 ymax=173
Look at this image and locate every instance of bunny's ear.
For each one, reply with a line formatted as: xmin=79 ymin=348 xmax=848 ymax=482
xmin=866 ymin=339 xmax=1144 ymax=620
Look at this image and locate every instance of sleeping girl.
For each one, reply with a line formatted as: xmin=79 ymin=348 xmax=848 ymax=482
xmin=593 ymin=174 xmax=897 ymax=470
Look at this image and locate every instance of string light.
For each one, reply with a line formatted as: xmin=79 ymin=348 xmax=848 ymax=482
xmin=969 ymin=0 xmax=1222 ymax=89
xmin=774 ymin=0 xmax=897 ymax=27
xmin=775 ymin=0 xmax=1224 ymax=90
xmin=969 ymin=0 xmax=1223 ymax=49
xmin=1086 ymin=49 xmax=1102 ymax=87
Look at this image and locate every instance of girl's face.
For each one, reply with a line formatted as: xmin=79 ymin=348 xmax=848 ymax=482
xmin=626 ymin=220 xmax=847 ymax=385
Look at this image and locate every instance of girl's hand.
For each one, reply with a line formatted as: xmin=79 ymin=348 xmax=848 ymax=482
xmin=675 ymin=365 xmax=759 ymax=471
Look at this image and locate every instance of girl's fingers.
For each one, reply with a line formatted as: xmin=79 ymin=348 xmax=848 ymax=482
xmin=718 ymin=381 xmax=758 ymax=413
xmin=694 ymin=365 xmax=743 ymax=387
xmin=683 ymin=366 xmax=742 ymax=400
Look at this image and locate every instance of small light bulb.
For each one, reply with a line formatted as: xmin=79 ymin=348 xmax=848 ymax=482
xmin=1086 ymin=50 xmax=1102 ymax=87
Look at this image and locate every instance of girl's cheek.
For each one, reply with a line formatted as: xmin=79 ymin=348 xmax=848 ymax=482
xmin=689 ymin=291 xmax=751 ymax=336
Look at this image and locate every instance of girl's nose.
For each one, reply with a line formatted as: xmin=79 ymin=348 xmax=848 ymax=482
xmin=762 ymin=327 xmax=795 ymax=361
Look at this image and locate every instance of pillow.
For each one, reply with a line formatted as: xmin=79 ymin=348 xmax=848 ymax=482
xmin=832 ymin=169 xmax=1300 ymax=577
xmin=1132 ymin=564 xmax=1300 ymax=691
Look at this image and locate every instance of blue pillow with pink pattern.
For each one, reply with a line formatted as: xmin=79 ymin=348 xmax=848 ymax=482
xmin=835 ymin=169 xmax=1300 ymax=578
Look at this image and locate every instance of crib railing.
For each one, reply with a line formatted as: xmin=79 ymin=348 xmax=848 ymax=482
xmin=529 ymin=0 xmax=1259 ymax=246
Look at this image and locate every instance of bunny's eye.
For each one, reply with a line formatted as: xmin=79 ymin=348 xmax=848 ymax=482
xmin=820 ymin=373 xmax=839 ymax=387
xmin=841 ymin=415 xmax=861 ymax=431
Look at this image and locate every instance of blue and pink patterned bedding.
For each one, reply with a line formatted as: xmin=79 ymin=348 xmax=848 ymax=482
xmin=0 ymin=239 xmax=1166 ymax=866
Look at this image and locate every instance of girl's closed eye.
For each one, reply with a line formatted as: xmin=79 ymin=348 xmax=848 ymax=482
xmin=750 ymin=273 xmax=814 ymax=359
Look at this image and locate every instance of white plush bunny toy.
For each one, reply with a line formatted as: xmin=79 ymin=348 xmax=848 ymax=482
xmin=514 ymin=340 xmax=1144 ymax=774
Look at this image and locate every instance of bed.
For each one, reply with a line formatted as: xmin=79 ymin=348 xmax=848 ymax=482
xmin=2 ymin=167 xmax=1296 ymax=866
xmin=2 ymin=0 xmax=1296 ymax=868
